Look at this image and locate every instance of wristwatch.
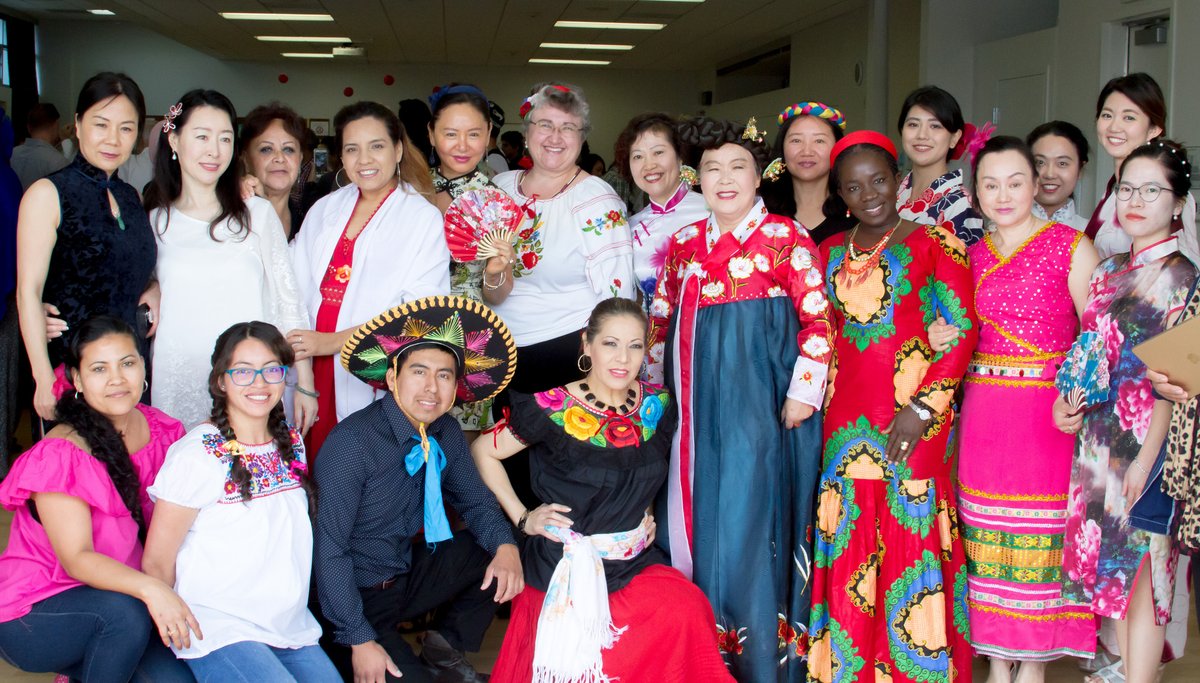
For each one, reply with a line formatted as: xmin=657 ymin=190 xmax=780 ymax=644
xmin=909 ymin=400 xmax=933 ymax=421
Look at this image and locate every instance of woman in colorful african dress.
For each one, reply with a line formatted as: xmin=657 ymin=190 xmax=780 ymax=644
xmin=649 ymin=117 xmax=833 ymax=682
xmin=932 ymin=137 xmax=1100 ymax=683
xmin=810 ymin=130 xmax=977 ymax=683
xmin=896 ymin=87 xmax=984 ymax=247
xmin=473 ymin=298 xmax=733 ymax=683
xmin=1056 ymin=141 xmax=1199 ymax=683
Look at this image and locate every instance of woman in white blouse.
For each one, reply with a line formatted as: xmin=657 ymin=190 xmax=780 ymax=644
xmin=490 ymin=83 xmax=634 ymax=396
xmin=287 ymin=101 xmax=449 ymax=457
xmin=144 ymin=89 xmax=316 ymax=432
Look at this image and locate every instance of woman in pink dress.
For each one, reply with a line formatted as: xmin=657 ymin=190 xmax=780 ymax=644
xmin=932 ymin=137 xmax=1099 ymax=683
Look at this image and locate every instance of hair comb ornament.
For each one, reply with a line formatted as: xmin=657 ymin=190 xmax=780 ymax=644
xmin=778 ymin=101 xmax=846 ymax=130
xmin=762 ymin=157 xmax=785 ymax=182
xmin=679 ymin=164 xmax=698 ymax=186
xmin=741 ymin=117 xmax=765 ymax=144
xmin=162 ymin=102 xmax=183 ymax=133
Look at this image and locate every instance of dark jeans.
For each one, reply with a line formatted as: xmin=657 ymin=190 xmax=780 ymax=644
xmin=0 ymin=585 xmax=194 ymax=682
xmin=323 ymin=531 xmax=498 ymax=683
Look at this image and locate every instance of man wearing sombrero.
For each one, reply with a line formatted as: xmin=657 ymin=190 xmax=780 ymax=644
xmin=314 ymin=296 xmax=522 ymax=683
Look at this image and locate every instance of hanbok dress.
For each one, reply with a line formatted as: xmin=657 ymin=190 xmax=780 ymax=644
xmin=648 ymin=198 xmax=833 ymax=681
xmin=956 ymin=222 xmax=1094 ymax=660
xmin=811 ymin=225 xmax=978 ymax=683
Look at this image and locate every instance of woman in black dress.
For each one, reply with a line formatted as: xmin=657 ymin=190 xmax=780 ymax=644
xmin=17 ymin=72 xmax=156 ymax=425
xmin=473 ymin=297 xmax=731 ymax=683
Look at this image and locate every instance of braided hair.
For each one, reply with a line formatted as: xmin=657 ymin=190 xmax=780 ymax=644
xmin=57 ymin=316 xmax=148 ymax=542
xmin=207 ymin=321 xmax=316 ymax=512
xmin=676 ymin=116 xmax=772 ymax=174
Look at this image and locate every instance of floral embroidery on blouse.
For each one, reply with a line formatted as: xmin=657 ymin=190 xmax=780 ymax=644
xmin=534 ymin=383 xmax=669 ymax=447
xmin=201 ymin=427 xmax=305 ymax=503
xmin=583 ymin=209 xmax=628 ymax=237
xmin=513 ymin=211 xmax=546 ymax=276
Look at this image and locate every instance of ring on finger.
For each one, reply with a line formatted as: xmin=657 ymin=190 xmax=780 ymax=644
xmin=899 ymin=441 xmax=910 ymax=450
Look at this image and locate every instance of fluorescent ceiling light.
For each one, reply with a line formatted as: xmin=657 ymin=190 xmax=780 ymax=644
xmin=281 ymin=52 xmax=334 ymax=59
xmin=540 ymin=42 xmax=633 ymax=51
xmin=257 ymin=36 xmax=351 ymax=43
xmin=87 ymin=9 xmax=115 ymax=15
xmin=220 ymin=12 xmax=334 ymax=21
xmin=554 ymin=20 xmax=664 ymax=30
xmin=643 ymin=0 xmax=705 ymax=3
xmin=529 ymin=58 xmax=611 ymax=66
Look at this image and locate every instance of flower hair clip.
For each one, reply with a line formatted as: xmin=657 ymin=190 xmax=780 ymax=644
xmin=742 ymin=117 xmax=765 ymax=144
xmin=680 ymin=164 xmax=698 ymax=186
xmin=222 ymin=438 xmax=246 ymax=458
xmin=519 ymin=84 xmax=571 ymax=119
xmin=162 ymin=102 xmax=183 ymax=133
xmin=762 ymin=157 xmax=785 ymax=182
xmin=288 ymin=459 xmax=308 ymax=481
xmin=951 ymin=121 xmax=995 ymax=164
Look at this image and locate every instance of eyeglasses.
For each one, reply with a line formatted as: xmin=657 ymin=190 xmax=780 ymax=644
xmin=529 ymin=119 xmax=583 ymax=138
xmin=1115 ymin=182 xmax=1171 ymax=203
xmin=225 ymin=366 xmax=288 ymax=386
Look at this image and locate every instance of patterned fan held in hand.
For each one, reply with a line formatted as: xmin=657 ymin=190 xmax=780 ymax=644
xmin=1055 ymin=331 xmax=1111 ymax=411
xmin=443 ymin=188 xmax=522 ymax=263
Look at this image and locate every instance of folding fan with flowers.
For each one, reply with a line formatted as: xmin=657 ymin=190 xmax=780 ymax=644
xmin=443 ymin=188 xmax=523 ymax=263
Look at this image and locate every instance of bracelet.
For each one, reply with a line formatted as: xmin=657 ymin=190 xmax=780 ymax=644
xmin=1133 ymin=459 xmax=1150 ymax=476
xmin=516 ymin=508 xmax=531 ymax=537
xmin=295 ymin=385 xmax=320 ymax=399
xmin=483 ymin=270 xmax=507 ymax=290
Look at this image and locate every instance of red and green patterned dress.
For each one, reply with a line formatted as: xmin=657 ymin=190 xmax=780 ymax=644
xmin=810 ymin=225 xmax=977 ymax=683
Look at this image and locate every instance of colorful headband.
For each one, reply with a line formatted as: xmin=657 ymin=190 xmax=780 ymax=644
xmin=428 ymin=84 xmax=488 ymax=112
xmin=778 ymin=101 xmax=846 ymax=130
xmin=519 ymin=85 xmax=572 ymax=120
xmin=741 ymin=116 xmax=765 ymax=144
xmin=829 ymin=130 xmax=898 ymax=166
xmin=162 ymin=102 xmax=183 ymax=133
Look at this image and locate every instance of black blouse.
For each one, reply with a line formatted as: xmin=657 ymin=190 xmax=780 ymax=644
xmin=44 ymin=156 xmax=156 ymax=364
xmin=508 ymin=382 xmax=678 ymax=594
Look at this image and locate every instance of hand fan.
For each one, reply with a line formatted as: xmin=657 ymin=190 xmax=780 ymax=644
xmin=1055 ymin=331 xmax=1111 ymax=411
xmin=443 ymin=188 xmax=522 ymax=263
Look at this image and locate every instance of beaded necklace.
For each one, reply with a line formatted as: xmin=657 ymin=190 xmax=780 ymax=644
xmin=838 ymin=219 xmax=901 ymax=287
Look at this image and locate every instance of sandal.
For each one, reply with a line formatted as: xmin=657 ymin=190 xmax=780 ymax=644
xmin=1083 ymin=661 xmax=1125 ymax=683
xmin=1079 ymin=648 xmax=1118 ymax=674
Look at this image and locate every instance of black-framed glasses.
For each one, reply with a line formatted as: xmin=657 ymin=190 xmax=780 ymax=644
xmin=225 ymin=366 xmax=288 ymax=386
xmin=1115 ymin=182 xmax=1169 ymax=203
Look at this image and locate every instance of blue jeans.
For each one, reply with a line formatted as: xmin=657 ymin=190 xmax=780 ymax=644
xmin=185 ymin=641 xmax=339 ymax=682
xmin=0 ymin=585 xmax=194 ymax=682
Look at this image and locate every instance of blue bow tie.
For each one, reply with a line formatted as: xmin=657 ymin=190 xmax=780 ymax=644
xmin=405 ymin=432 xmax=452 ymax=545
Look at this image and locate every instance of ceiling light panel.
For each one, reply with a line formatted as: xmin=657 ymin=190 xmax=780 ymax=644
xmin=220 ymin=13 xmax=334 ymax=21
xmin=257 ymin=36 xmax=351 ymax=43
xmin=554 ymin=20 xmax=665 ymax=30
xmin=529 ymin=58 xmax=611 ymax=66
xmin=281 ymin=52 xmax=335 ymax=58
xmin=540 ymin=42 xmax=633 ymax=51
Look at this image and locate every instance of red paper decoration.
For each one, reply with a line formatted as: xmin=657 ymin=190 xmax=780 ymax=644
xmin=343 ymin=86 xmax=354 ymax=97
xmin=278 ymin=74 xmax=288 ymax=84
xmin=383 ymin=74 xmax=395 ymax=86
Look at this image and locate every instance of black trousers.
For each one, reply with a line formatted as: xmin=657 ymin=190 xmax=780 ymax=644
xmin=323 ymin=531 xmax=498 ymax=683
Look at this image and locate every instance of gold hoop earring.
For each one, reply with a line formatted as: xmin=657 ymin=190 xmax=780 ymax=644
xmin=577 ymin=354 xmax=593 ymax=373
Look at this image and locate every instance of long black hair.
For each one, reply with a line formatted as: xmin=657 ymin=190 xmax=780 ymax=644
xmin=75 ymin=72 xmax=146 ymax=136
xmin=55 ymin=316 xmax=149 ymax=542
xmin=207 ymin=321 xmax=315 ymax=511
xmin=144 ymin=89 xmax=250 ymax=240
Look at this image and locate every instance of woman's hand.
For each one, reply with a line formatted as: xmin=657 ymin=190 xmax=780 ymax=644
xmin=240 ymin=175 xmax=263 ymax=201
xmin=142 ymin=580 xmax=203 ymax=650
xmin=138 ymin=281 xmax=161 ymax=338
xmin=1122 ymin=459 xmax=1150 ymax=510
xmin=42 ymin=303 xmax=68 ymax=339
xmin=484 ymin=239 xmax=517 ymax=276
xmin=523 ymin=503 xmax=574 ymax=542
xmin=1146 ymin=369 xmax=1190 ymax=403
xmin=1052 ymin=394 xmax=1083 ymax=434
xmin=781 ymin=398 xmax=815 ymax=428
xmin=881 ymin=405 xmax=929 ymax=463
xmin=32 ymin=374 xmax=58 ymax=422
xmin=293 ymin=391 xmax=318 ymax=436
xmin=927 ymin=315 xmax=958 ymax=354
xmin=287 ymin=328 xmax=331 ymax=361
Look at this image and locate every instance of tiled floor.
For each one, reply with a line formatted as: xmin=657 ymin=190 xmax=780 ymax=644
xmin=1 ymin=405 xmax=1197 ymax=681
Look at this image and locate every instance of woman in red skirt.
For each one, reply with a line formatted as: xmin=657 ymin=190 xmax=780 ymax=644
xmin=473 ymin=297 xmax=732 ymax=682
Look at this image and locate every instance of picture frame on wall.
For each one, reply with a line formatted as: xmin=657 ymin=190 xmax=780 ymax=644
xmin=309 ymin=118 xmax=330 ymax=136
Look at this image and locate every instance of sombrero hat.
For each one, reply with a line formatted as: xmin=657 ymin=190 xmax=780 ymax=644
xmin=340 ymin=295 xmax=517 ymax=404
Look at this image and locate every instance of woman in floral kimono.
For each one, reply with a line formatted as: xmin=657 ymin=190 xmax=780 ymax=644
xmin=649 ymin=116 xmax=833 ymax=682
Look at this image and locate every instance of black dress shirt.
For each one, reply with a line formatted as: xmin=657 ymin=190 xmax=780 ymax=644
xmin=314 ymin=396 xmax=515 ymax=646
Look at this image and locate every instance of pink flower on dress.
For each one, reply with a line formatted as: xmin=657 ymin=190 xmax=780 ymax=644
xmin=1064 ymin=517 xmax=1101 ymax=589
xmin=1093 ymin=576 xmax=1127 ymax=617
xmin=649 ymin=238 xmax=672 ymax=273
xmin=1095 ymin=313 xmax=1126 ymax=369
xmin=537 ymin=386 xmax=568 ymax=411
xmin=1115 ymin=379 xmax=1154 ymax=440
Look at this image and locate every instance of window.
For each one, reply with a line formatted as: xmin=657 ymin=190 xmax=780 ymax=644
xmin=0 ymin=19 xmax=9 ymax=87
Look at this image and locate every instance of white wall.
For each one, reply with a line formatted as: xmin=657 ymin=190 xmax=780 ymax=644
xmin=34 ymin=19 xmax=710 ymax=161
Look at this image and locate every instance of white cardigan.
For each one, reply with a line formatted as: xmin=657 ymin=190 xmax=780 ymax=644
xmin=291 ymin=182 xmax=451 ymax=420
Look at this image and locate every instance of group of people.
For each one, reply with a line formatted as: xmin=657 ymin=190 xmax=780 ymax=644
xmin=0 ymin=66 xmax=1196 ymax=683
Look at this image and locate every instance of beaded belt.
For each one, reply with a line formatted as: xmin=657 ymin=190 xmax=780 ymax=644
xmin=966 ymin=353 xmax=1064 ymax=384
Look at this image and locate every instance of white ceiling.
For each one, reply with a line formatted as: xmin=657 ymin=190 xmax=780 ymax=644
xmin=0 ymin=0 xmax=863 ymax=71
